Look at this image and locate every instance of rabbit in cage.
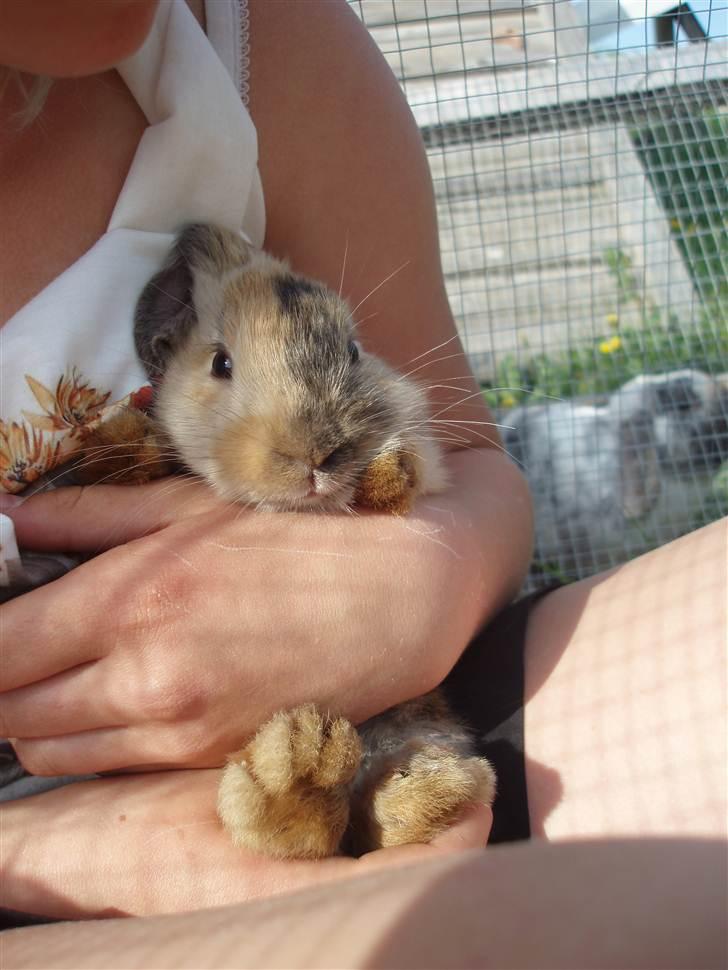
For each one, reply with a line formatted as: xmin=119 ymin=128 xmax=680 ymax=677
xmin=502 ymin=369 xmax=728 ymax=576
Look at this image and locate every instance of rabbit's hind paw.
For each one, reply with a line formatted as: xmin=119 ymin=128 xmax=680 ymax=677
xmin=351 ymin=744 xmax=495 ymax=853
xmin=218 ymin=705 xmax=362 ymax=859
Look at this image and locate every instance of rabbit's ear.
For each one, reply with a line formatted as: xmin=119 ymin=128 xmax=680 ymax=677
xmin=174 ymin=223 xmax=252 ymax=277
xmin=502 ymin=422 xmax=526 ymax=468
xmin=654 ymin=375 xmax=702 ymax=415
xmin=134 ymin=225 xmax=252 ymax=381
xmin=618 ymin=409 xmax=661 ymax=519
xmin=134 ymin=245 xmax=196 ymax=381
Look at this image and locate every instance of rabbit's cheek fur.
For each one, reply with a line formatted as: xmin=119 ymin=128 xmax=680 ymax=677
xmin=210 ymin=412 xmax=359 ymax=508
xmin=152 ymin=343 xmax=240 ymax=493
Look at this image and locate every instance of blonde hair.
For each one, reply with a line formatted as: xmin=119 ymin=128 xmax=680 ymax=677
xmin=0 ymin=68 xmax=53 ymax=127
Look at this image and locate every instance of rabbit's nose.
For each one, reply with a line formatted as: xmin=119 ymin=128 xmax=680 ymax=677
xmin=312 ymin=444 xmax=346 ymax=472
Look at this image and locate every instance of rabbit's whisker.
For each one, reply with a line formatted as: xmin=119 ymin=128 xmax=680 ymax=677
xmin=338 ymin=234 xmax=349 ymax=299
xmin=399 ymin=334 xmax=460 ymax=370
xmin=349 ymin=261 xmax=410 ymax=318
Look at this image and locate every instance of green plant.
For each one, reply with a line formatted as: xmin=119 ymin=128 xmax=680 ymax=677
xmin=482 ymin=249 xmax=727 ymax=411
xmin=631 ymin=109 xmax=728 ymax=302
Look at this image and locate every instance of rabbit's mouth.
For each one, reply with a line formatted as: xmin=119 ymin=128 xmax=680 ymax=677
xmin=688 ymin=417 xmax=728 ymax=473
xmin=657 ymin=417 xmax=728 ymax=477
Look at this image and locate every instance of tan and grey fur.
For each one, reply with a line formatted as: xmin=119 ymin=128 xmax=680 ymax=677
xmin=82 ymin=224 xmax=495 ymax=859
xmin=134 ymin=224 xmax=447 ymax=513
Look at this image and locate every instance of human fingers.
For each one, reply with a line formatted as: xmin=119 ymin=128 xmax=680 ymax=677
xmin=209 ymin=801 xmax=494 ymax=906
xmin=11 ymin=721 xmax=220 ymax=776
xmin=428 ymin=801 xmax=493 ymax=850
xmin=0 ymin=660 xmax=128 ymax=738
xmin=0 ymin=477 xmax=226 ymax=552
xmin=0 ymin=564 xmax=105 ymax=691
xmin=356 ymin=801 xmax=492 ymax=873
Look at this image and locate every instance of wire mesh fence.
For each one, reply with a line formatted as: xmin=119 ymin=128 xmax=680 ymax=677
xmin=350 ymin=0 xmax=728 ymax=585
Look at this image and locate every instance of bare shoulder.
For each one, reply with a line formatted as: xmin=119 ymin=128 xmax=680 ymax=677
xmin=247 ymin=0 xmax=437 ymax=303
xmin=247 ymin=0 xmax=499 ymax=445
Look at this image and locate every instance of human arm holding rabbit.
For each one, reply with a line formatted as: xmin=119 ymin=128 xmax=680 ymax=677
xmin=0 ymin=0 xmax=533 ymax=775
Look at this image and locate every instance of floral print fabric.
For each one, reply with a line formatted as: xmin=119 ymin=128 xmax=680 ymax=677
xmin=0 ymin=371 xmax=152 ymax=494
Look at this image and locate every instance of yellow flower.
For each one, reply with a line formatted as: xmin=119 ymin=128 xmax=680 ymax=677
xmin=605 ymin=313 xmax=619 ymax=329
xmin=599 ymin=336 xmax=622 ymax=355
xmin=500 ymin=393 xmax=517 ymax=408
xmin=670 ymin=218 xmax=681 ymax=231
xmin=23 ymin=369 xmax=111 ymax=436
xmin=0 ymin=420 xmax=61 ymax=493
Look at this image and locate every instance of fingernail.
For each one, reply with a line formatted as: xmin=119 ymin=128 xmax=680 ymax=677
xmin=0 ymin=493 xmax=26 ymax=510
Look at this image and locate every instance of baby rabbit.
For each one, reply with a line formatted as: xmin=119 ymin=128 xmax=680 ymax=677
xmin=81 ymin=224 xmax=495 ymax=859
xmin=131 ymin=224 xmax=449 ymax=514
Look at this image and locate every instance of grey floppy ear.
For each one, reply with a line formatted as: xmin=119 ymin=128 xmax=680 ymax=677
xmin=174 ymin=222 xmax=252 ymax=276
xmin=134 ymin=224 xmax=252 ymax=381
xmin=618 ymin=408 xmax=661 ymax=519
xmin=134 ymin=244 xmax=196 ymax=381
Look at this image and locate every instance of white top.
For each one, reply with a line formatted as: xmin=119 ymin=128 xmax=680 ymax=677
xmin=0 ymin=0 xmax=263 ymax=582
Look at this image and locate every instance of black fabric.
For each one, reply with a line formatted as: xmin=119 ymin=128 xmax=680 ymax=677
xmin=442 ymin=585 xmax=559 ymax=844
xmin=0 ymin=908 xmax=64 ymax=931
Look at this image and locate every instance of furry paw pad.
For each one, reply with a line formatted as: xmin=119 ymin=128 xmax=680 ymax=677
xmin=218 ymin=705 xmax=362 ymax=859
xmin=73 ymin=409 xmax=175 ymax=485
xmin=352 ymin=744 xmax=496 ymax=852
xmin=355 ymin=450 xmax=419 ymax=514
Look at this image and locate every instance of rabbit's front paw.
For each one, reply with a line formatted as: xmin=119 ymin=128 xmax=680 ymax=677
xmin=218 ymin=705 xmax=362 ymax=859
xmin=355 ymin=449 xmax=419 ymax=514
xmin=73 ymin=409 xmax=175 ymax=485
xmin=351 ymin=744 xmax=496 ymax=853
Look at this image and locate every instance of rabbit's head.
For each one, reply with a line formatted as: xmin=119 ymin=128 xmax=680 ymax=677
xmin=610 ymin=370 xmax=728 ymax=479
xmin=134 ymin=225 xmax=444 ymax=510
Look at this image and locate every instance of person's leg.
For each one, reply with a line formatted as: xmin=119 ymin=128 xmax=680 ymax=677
xmin=524 ymin=518 xmax=727 ymax=839
xmin=2 ymin=837 xmax=724 ymax=969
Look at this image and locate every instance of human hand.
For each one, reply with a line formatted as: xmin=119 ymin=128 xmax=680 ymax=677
xmin=0 ymin=770 xmax=492 ymax=919
xmin=0 ymin=449 xmax=529 ymax=776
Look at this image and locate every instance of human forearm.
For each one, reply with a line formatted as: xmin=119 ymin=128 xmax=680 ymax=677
xmin=329 ymin=444 xmax=534 ymax=722
xmin=1 ymin=449 xmax=531 ymax=776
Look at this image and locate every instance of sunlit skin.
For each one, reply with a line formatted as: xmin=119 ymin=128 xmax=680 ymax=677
xmin=0 ymin=0 xmax=159 ymax=76
xmin=0 ymin=0 xmax=529 ymax=914
xmin=0 ymin=2 xmax=724 ymax=959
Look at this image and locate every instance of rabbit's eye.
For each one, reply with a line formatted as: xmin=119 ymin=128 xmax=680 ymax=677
xmin=211 ymin=349 xmax=233 ymax=379
xmin=348 ymin=340 xmax=360 ymax=364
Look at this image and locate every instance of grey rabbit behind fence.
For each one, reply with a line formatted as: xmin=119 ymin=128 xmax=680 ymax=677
xmin=502 ymin=369 xmax=728 ymax=579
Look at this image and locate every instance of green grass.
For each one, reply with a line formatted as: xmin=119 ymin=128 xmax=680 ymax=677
xmin=482 ymin=251 xmax=727 ymax=411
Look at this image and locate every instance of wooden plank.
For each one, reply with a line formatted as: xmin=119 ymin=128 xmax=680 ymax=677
xmin=369 ymin=10 xmax=545 ymax=76
xmin=446 ymin=263 xmax=645 ymax=379
xmin=355 ymin=1 xmax=551 ymax=76
xmin=402 ymin=43 xmax=728 ymax=121
xmin=429 ymin=127 xmax=596 ymax=172
xmin=448 ymin=261 xmax=638 ymax=331
xmin=589 ymin=123 xmax=697 ymax=315
xmin=354 ymin=1 xmax=535 ymax=31
xmin=428 ymin=122 xmax=697 ymax=337
xmin=427 ymin=131 xmax=609 ymax=198
xmin=440 ymin=222 xmax=632 ymax=276
xmin=435 ymin=170 xmax=690 ymax=275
